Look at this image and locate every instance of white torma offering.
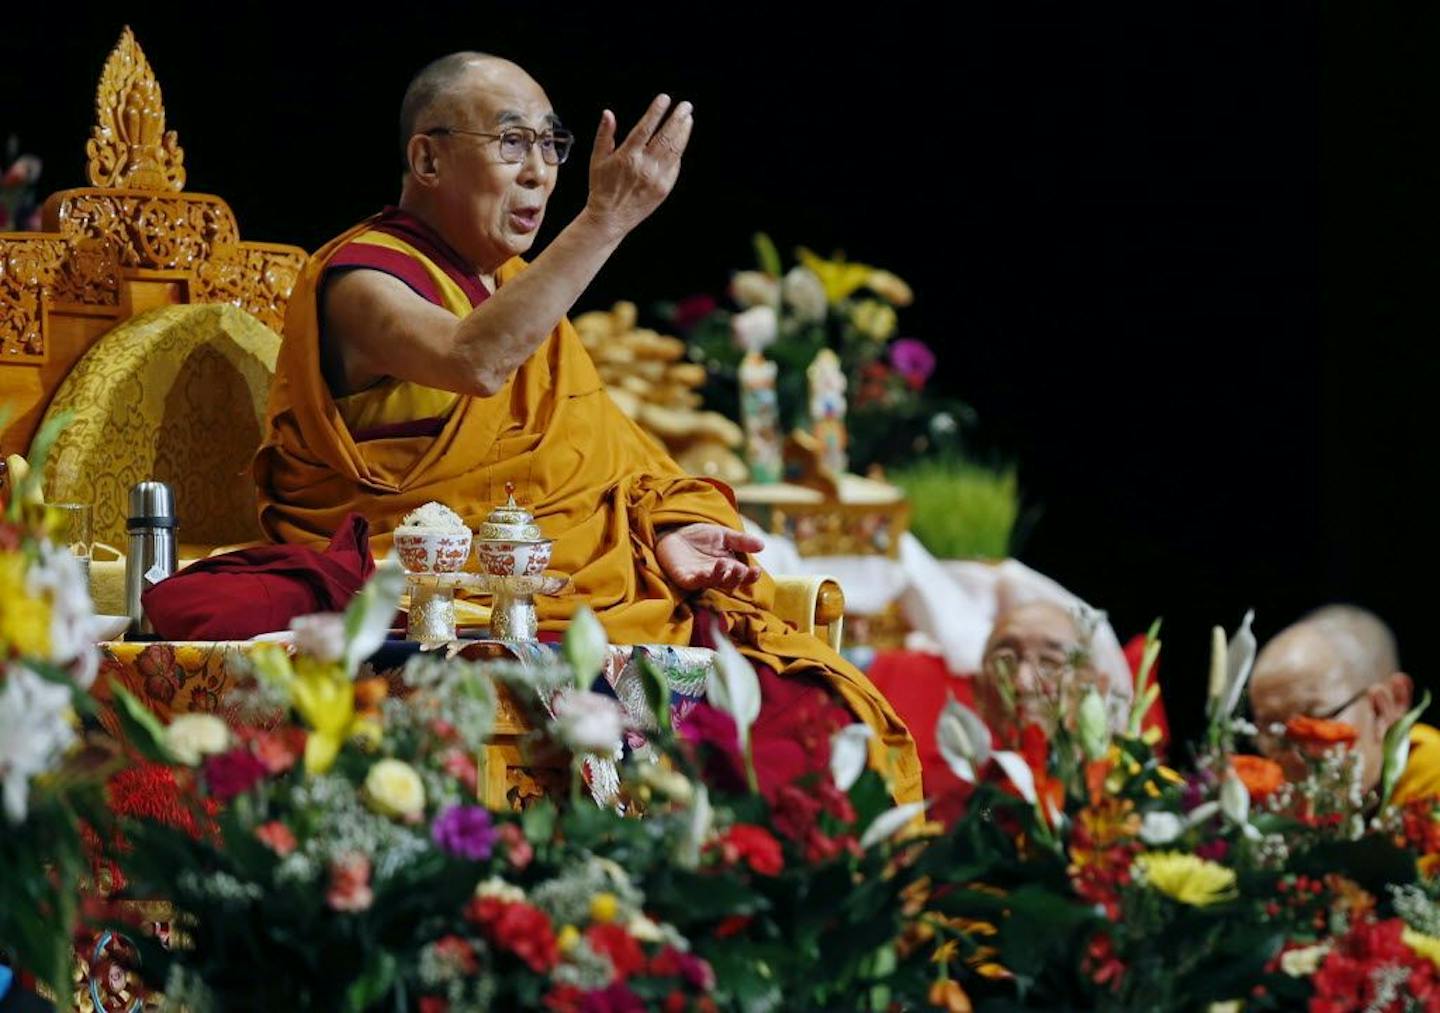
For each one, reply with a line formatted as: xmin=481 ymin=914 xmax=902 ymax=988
xmin=398 ymin=501 xmax=468 ymax=533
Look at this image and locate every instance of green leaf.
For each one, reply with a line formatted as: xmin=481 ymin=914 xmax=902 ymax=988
xmin=752 ymin=232 xmax=782 ymax=276
xmin=1379 ymin=688 xmax=1431 ymax=811
xmin=636 ymin=654 xmax=671 ymax=736
xmin=109 ymin=680 xmax=174 ymax=762
xmin=344 ymin=947 xmax=397 ymax=1011
xmin=521 ymin=798 xmax=557 ymax=843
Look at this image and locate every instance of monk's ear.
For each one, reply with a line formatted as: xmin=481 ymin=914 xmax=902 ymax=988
xmin=1374 ymin=672 xmax=1414 ymax=725
xmin=407 ymin=135 xmax=441 ymax=185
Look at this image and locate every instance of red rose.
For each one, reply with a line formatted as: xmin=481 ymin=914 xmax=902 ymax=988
xmin=542 ymin=985 xmax=585 ymax=1013
xmin=418 ymin=998 xmax=448 ymax=1013
xmin=713 ymin=914 xmax=751 ymax=939
xmin=471 ymin=900 xmax=558 ymax=972
xmin=585 ymin=922 xmax=646 ymax=980
xmin=769 ymin=783 xmax=822 ymax=843
xmin=202 ymin=747 xmax=269 ymax=802
xmin=718 ymin=824 xmax=784 ymax=876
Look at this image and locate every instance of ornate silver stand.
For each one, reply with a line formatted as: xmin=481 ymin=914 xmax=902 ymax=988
xmin=405 ymin=571 xmax=570 ymax=643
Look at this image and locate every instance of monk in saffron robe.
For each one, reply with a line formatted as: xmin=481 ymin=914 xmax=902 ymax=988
xmin=1250 ymin=605 xmax=1440 ymax=805
xmin=254 ymin=52 xmax=920 ymax=803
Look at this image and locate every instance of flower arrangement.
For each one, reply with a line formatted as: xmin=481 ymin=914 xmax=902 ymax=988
xmin=0 ymin=411 xmax=117 ymax=1004
xmin=104 ymin=564 xmax=943 ymax=1010
xmin=673 ymin=234 xmax=970 ymax=472
xmin=901 ymin=615 xmax=1440 ymax=1010
xmin=96 ymin=561 xmax=1440 ymax=1009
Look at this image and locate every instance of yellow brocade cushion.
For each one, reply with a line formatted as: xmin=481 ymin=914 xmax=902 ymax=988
xmin=40 ymin=303 xmax=280 ymax=548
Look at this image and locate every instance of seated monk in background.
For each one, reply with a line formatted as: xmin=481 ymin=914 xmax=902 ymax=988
xmin=1249 ymin=605 xmax=1439 ymax=805
xmin=891 ymin=600 xmax=1142 ymax=825
xmin=253 ymin=52 xmax=919 ymax=802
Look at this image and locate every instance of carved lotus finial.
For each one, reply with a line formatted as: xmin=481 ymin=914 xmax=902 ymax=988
xmin=85 ymin=26 xmax=186 ymax=191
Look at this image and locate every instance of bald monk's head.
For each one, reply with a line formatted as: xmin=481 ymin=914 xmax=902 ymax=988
xmin=975 ymin=600 xmax=1125 ymax=742
xmin=1250 ymin=605 xmax=1413 ymax=791
xmin=398 ymin=52 xmax=568 ymax=272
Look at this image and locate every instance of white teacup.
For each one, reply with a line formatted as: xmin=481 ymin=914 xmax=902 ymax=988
xmin=474 ymin=538 xmax=553 ymax=578
xmin=393 ymin=527 xmax=473 ymax=573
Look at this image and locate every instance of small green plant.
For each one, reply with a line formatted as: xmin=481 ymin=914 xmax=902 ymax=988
xmin=889 ymin=456 xmax=1022 ymax=560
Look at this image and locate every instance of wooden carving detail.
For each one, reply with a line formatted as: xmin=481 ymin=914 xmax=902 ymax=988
xmin=194 ymin=246 xmax=307 ymax=334
xmin=85 ymin=26 xmax=186 ymax=191
xmin=0 ymin=237 xmax=70 ymax=360
xmin=0 ymin=28 xmax=306 ymax=367
xmin=54 ymin=193 xmax=239 ymax=271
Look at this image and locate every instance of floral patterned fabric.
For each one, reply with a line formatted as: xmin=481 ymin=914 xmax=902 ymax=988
xmin=41 ymin=303 xmax=280 ymax=549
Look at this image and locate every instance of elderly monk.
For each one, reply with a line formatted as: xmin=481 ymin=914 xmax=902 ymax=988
xmin=971 ymin=600 xmax=1131 ymax=745
xmin=1250 ymin=605 xmax=1439 ymax=804
xmin=253 ymin=52 xmax=919 ymax=802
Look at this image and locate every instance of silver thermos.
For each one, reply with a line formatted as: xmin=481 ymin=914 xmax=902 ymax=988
xmin=125 ymin=481 xmax=177 ymax=636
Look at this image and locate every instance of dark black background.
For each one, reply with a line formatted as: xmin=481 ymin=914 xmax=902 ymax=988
xmin=2 ymin=3 xmax=1427 ymax=745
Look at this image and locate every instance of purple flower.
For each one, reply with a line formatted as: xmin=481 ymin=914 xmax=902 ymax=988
xmin=431 ymin=805 xmax=499 ymax=861
xmin=580 ymin=982 xmax=645 ymax=1013
xmin=888 ymin=338 xmax=935 ymax=385
xmin=677 ymin=951 xmax=716 ymax=991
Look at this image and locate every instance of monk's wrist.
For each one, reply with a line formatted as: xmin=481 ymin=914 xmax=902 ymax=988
xmin=573 ymin=205 xmax=630 ymax=246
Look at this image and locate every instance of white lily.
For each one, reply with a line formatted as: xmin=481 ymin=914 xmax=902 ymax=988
xmin=859 ymin=801 xmax=928 ymax=850
xmin=707 ymin=638 xmax=762 ymax=789
xmin=829 ymin=724 xmax=873 ymax=792
xmin=935 ymin=696 xmax=1040 ymax=808
xmin=935 ymin=696 xmax=992 ymax=783
xmin=1221 ymin=610 xmax=1257 ymax=719
xmin=342 ymin=558 xmax=404 ymax=678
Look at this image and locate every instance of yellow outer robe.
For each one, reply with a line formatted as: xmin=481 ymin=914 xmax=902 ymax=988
xmin=254 ymin=213 xmax=922 ymax=803
xmin=1393 ymin=722 xmax=1440 ymax=806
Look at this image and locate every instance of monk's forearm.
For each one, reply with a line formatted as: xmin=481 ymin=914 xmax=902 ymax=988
xmin=452 ymin=211 xmax=626 ymax=394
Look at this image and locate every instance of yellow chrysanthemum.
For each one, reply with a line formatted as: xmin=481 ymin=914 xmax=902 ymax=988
xmin=1405 ymin=927 xmax=1440 ymax=969
xmin=0 ymin=551 xmax=51 ymax=658
xmin=1134 ymin=852 xmax=1237 ymax=907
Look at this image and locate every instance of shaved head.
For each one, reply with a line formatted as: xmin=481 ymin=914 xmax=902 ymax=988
xmin=399 ymin=51 xmax=548 ymax=162
xmin=1250 ymin=605 xmax=1411 ymax=791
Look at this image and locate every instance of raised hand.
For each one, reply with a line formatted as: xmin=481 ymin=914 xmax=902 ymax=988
xmin=655 ymin=522 xmax=764 ymax=593
xmin=584 ymin=94 xmax=694 ymax=239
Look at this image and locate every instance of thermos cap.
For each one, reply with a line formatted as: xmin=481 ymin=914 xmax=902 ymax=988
xmin=127 ymin=481 xmax=177 ymax=530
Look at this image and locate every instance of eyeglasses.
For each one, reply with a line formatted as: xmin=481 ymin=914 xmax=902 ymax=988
xmin=1253 ymin=685 xmax=1371 ymax=753
xmin=982 ymin=647 xmax=1073 ymax=687
xmin=424 ymin=126 xmax=574 ymax=165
